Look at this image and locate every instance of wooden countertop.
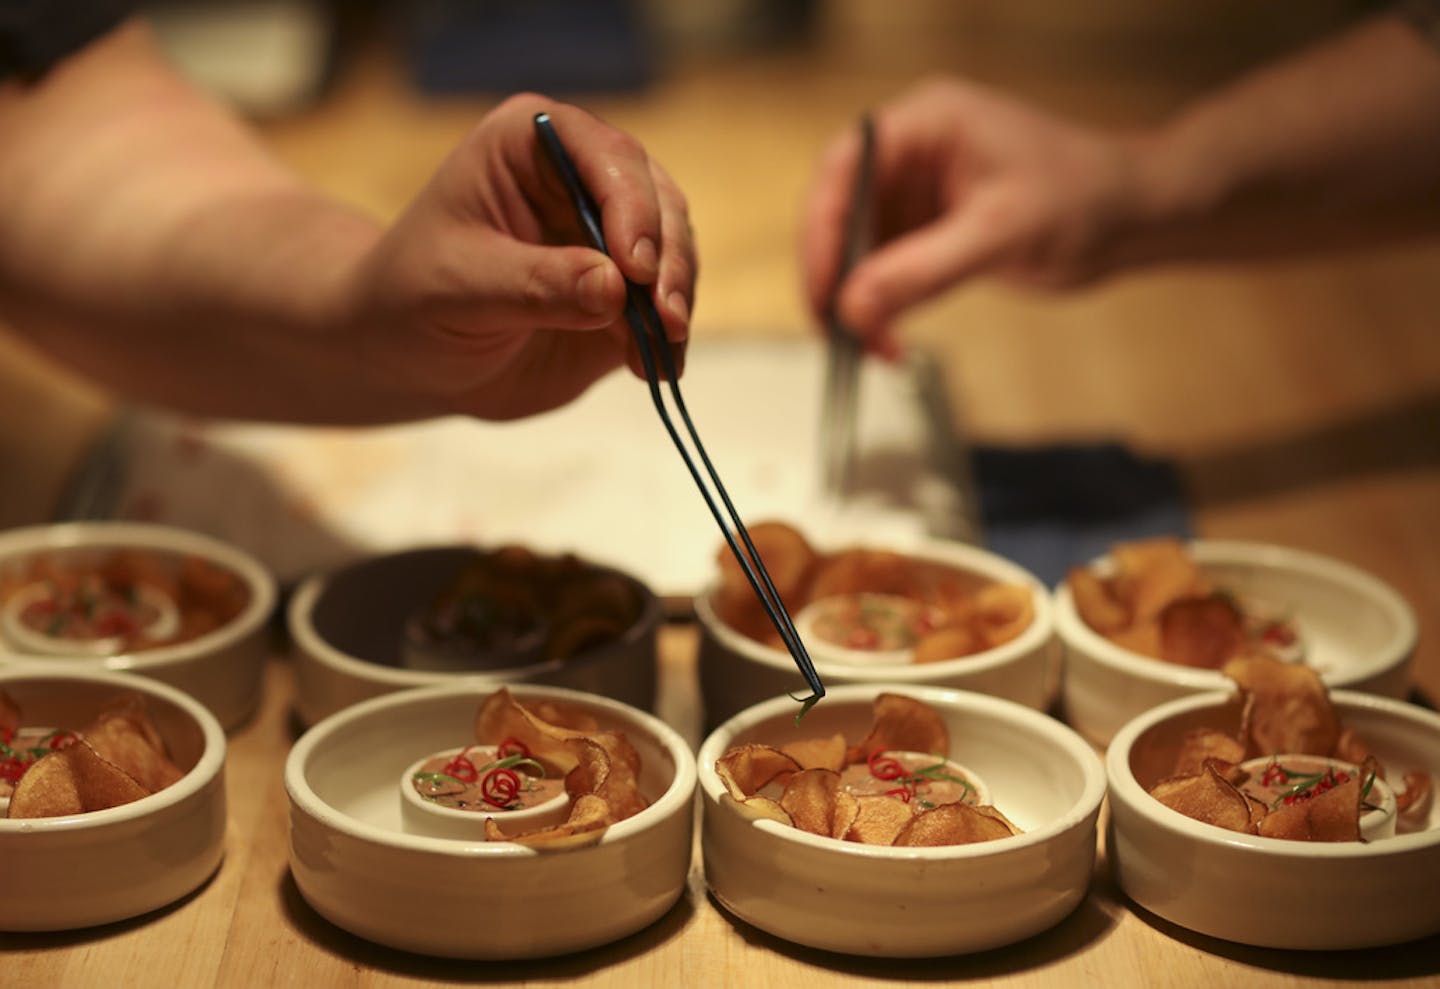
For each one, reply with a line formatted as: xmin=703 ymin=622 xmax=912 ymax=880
xmin=3 ymin=4 xmax=1439 ymax=985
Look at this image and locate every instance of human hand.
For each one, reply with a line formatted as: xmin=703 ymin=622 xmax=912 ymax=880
xmin=349 ymin=93 xmax=695 ymax=420
xmin=800 ymin=77 xmax=1136 ymax=349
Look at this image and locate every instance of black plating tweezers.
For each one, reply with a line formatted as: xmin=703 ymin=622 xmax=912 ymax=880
xmin=533 ymin=112 xmax=825 ymax=713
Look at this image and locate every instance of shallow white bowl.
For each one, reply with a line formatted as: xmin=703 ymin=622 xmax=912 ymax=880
xmin=289 ymin=546 xmax=662 ymax=726
xmin=696 ymin=539 xmax=1056 ymax=729
xmin=1055 ymin=539 xmax=1417 ymax=746
xmin=1107 ymin=689 xmax=1440 ymax=949
xmin=285 ymin=682 xmax=695 ymax=959
xmin=0 ymin=667 xmax=227 ymax=931
xmin=0 ymin=522 xmax=276 ymax=730
xmin=697 ymin=684 xmax=1106 ymax=957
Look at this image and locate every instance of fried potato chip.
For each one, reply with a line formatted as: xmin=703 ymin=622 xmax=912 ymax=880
xmin=1256 ymin=773 xmax=1362 ymax=842
xmin=1226 ymin=654 xmax=1339 ymax=757
xmin=1172 ymin=728 xmax=1246 ymax=778
xmin=1067 ymin=566 xmax=1129 ymax=634
xmin=911 ymin=625 xmax=981 ymax=665
xmin=1107 ymin=623 xmax=1164 ymax=660
xmin=8 ymin=740 xmax=150 ymax=818
xmin=842 ymin=794 xmax=915 ymax=845
xmin=81 ymin=693 xmax=184 ymax=792
xmin=779 ymin=769 xmax=843 ymax=837
xmin=808 ymin=549 xmax=916 ymax=601
xmin=485 ymin=793 xmax=613 ymax=849
xmin=715 ymin=522 xmax=815 ymax=610
xmin=830 ymin=790 xmax=861 ymax=840
xmin=1395 ymin=772 xmax=1433 ymax=819
xmin=847 ymin=693 xmax=949 ymax=765
xmin=1159 ymin=594 xmax=1244 ymax=669
xmin=1111 ymin=537 xmax=1205 ymax=623
xmin=973 ymin=584 xmax=1035 ymax=649
xmin=714 ymin=744 xmax=801 ymax=799
xmin=1149 ymin=762 xmax=1254 ymax=833
xmin=892 ymin=802 xmax=1016 ymax=846
xmin=781 ymin=732 xmax=847 ymax=772
xmin=1333 ymin=727 xmax=1373 ymax=768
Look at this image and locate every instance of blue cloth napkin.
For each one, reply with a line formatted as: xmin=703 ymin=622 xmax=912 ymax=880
xmin=971 ymin=442 xmax=1192 ymax=588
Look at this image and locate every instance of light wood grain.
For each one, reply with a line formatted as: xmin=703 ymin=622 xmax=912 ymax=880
xmin=2 ymin=2 xmax=1438 ymax=985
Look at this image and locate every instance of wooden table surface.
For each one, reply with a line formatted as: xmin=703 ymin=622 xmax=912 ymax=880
xmin=3 ymin=4 xmax=1440 ymax=986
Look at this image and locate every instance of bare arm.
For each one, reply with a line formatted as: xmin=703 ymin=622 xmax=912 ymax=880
xmin=0 ymin=20 xmax=694 ymax=423
xmin=803 ymin=14 xmax=1440 ymax=341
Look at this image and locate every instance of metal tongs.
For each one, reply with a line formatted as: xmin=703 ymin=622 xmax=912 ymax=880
xmin=820 ymin=115 xmax=876 ymax=495
xmin=533 ymin=112 xmax=826 ymax=715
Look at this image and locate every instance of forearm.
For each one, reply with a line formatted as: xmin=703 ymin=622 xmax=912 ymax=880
xmin=0 ymin=21 xmax=420 ymax=423
xmin=1116 ymin=14 xmax=1440 ymax=268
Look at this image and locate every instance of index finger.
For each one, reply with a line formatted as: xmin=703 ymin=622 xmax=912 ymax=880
xmin=799 ymin=126 xmax=863 ymax=323
xmin=533 ymin=101 xmax=663 ymax=287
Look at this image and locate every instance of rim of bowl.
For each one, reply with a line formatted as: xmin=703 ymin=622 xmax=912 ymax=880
xmin=1106 ymin=688 xmax=1440 ymax=860
xmin=287 ymin=549 xmax=662 ymax=688
xmin=695 ymin=539 xmax=1054 ymax=682
xmin=696 ymin=683 xmax=1106 ymax=861
xmin=1053 ymin=538 xmax=1418 ymax=689
xmin=284 ymin=682 xmax=696 ymax=857
xmin=0 ymin=666 xmax=226 ymax=834
xmin=0 ymin=521 xmax=277 ymax=671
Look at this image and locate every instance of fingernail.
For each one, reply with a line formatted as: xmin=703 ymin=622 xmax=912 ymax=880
xmin=667 ymin=291 xmax=689 ymax=326
xmin=631 ymin=237 xmax=658 ymax=274
xmin=578 ymin=264 xmax=610 ymax=314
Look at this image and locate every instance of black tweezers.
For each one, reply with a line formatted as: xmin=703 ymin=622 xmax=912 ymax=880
xmin=533 ymin=112 xmax=825 ymax=714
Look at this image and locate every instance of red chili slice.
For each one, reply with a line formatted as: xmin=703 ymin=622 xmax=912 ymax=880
xmin=496 ymin=736 xmax=530 ymax=760
xmin=884 ymin=787 xmax=912 ymax=803
xmin=867 ymin=751 xmax=906 ymax=781
xmin=480 ymin=767 xmax=522 ymax=808
xmin=47 ymin=731 xmax=79 ymax=751
xmin=443 ymin=746 xmax=479 ymax=783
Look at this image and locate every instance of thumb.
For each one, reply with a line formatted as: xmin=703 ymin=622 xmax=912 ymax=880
xmin=459 ymin=233 xmax=628 ymax=332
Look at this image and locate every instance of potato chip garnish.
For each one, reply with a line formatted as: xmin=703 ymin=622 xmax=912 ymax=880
xmin=1111 ymin=537 xmax=1205 ymax=623
xmin=1395 ymin=772 xmax=1433 ymax=818
xmin=1149 ymin=762 xmax=1255 ymax=834
xmin=714 ymin=744 xmax=801 ymax=798
xmin=1256 ymin=771 xmax=1362 ymax=842
xmin=469 ymin=689 xmax=647 ymax=841
xmin=911 ymin=626 xmax=980 ymax=665
xmin=80 ymin=692 xmax=184 ymax=792
xmin=1172 ymin=728 xmax=1246 ymax=778
xmin=781 ymin=732 xmax=847 ymax=772
xmin=8 ymin=739 xmax=150 ymax=818
xmin=846 ymin=693 xmax=949 ymax=765
xmin=1066 ymin=565 xmax=1129 ymax=634
xmin=1159 ymin=594 xmax=1244 ymax=669
xmin=842 ymin=794 xmax=915 ymax=845
xmin=714 ymin=694 xmax=1019 ymax=848
xmin=1225 ymin=654 xmax=1339 ymax=757
xmin=893 ymin=802 xmax=1016 ymax=846
xmin=485 ymin=793 xmax=614 ymax=849
xmin=778 ymin=769 xmax=843 ymax=837
xmin=973 ymin=584 xmax=1035 ymax=649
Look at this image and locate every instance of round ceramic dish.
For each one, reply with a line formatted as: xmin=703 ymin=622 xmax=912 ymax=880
xmin=0 ymin=667 xmax=227 ymax=931
xmin=1107 ymin=690 xmax=1440 ymax=949
xmin=1055 ymin=539 xmax=1417 ymax=746
xmin=288 ymin=546 xmax=662 ymax=726
xmin=285 ymin=682 xmax=695 ymax=959
xmin=0 ymin=522 xmax=276 ymax=730
xmin=696 ymin=539 xmax=1056 ymax=729
xmin=697 ymin=684 xmax=1106 ymax=957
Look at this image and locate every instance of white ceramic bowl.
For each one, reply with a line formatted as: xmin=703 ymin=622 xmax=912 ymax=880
xmin=398 ymin=745 xmax=572 ymax=840
xmin=1107 ymin=689 xmax=1440 ymax=949
xmin=289 ymin=546 xmax=662 ymax=726
xmin=285 ymin=682 xmax=695 ymax=959
xmin=696 ymin=539 xmax=1056 ymax=729
xmin=0 ymin=667 xmax=227 ymax=931
xmin=0 ymin=522 xmax=276 ymax=730
xmin=1056 ymin=539 xmax=1417 ymax=746
xmin=697 ymin=684 xmax=1106 ymax=957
